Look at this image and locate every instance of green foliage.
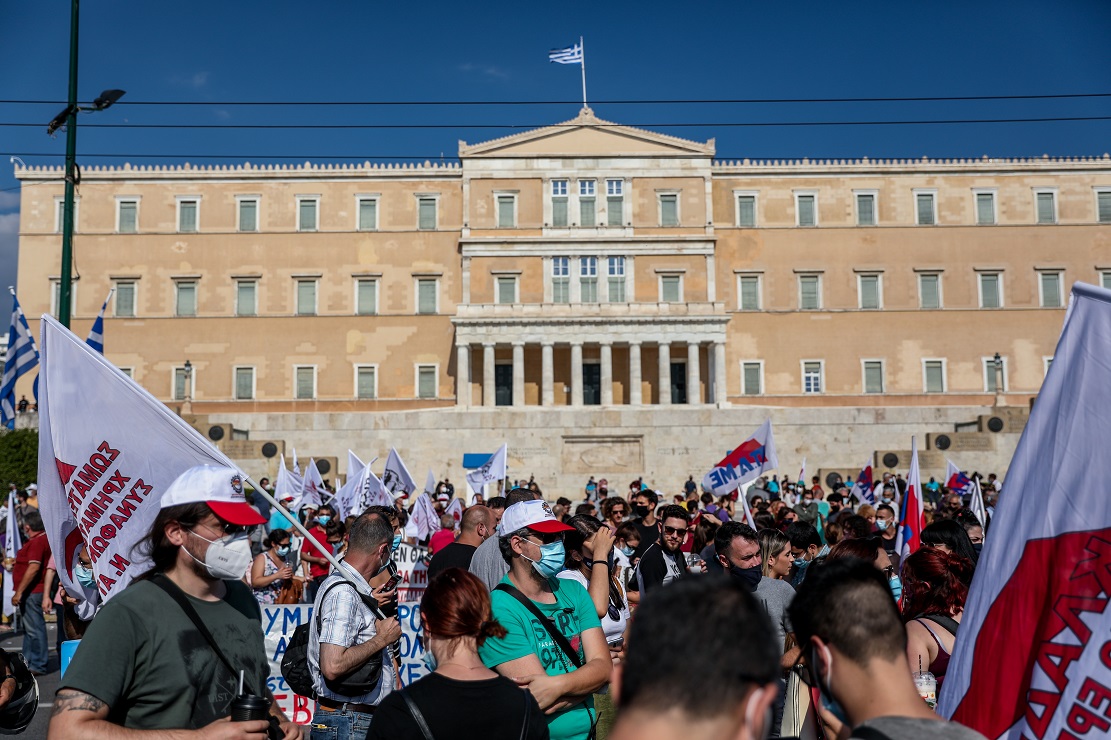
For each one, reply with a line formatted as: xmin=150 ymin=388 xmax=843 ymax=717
xmin=0 ymin=428 xmax=38 ymax=495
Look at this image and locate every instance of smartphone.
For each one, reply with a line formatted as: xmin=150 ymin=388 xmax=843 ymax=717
xmin=378 ymin=559 xmax=401 ymax=593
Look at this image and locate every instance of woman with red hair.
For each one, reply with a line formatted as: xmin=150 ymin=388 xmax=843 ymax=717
xmin=900 ymin=548 xmax=975 ymax=692
xmin=368 ymin=568 xmax=548 ymax=739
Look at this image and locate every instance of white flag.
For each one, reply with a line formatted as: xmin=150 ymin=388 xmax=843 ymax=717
xmin=353 ymin=464 xmax=393 ymax=514
xmin=300 ymin=459 xmax=325 ymax=510
xmin=2 ymin=494 xmax=22 ymax=617
xmin=466 ymin=444 xmax=507 ymax=492
xmin=969 ymin=476 xmax=987 ymax=530
xmin=274 ymin=452 xmax=303 ymax=506
xmin=940 ymin=283 xmax=1111 ymax=736
xmin=291 ymin=448 xmax=301 ymax=478
xmin=702 ymin=420 xmax=779 ymax=497
xmin=404 ymin=492 xmax=440 ymax=540
xmin=798 ymin=457 xmax=807 ymax=486
xmin=445 ymin=497 xmax=464 ymax=529
xmin=36 ymin=315 xmax=235 ymax=608
xmin=424 ymin=470 xmax=437 ymax=496
xmin=383 ymin=448 xmax=417 ymax=499
xmin=333 ymin=450 xmax=365 ymax=519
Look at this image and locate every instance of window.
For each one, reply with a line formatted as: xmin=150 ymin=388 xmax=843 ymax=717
xmin=118 ymin=367 xmax=133 ymax=379
xmin=54 ymin=196 xmax=79 ymax=233
xmin=236 ymin=280 xmax=257 ymax=317
xmin=607 ymin=257 xmax=625 ymax=302
xmin=177 ymin=198 xmax=199 ymax=233
xmin=1044 ymin=357 xmax=1054 ymax=376
xmin=175 ymin=281 xmax=197 ymax=317
xmin=1097 ymin=189 xmax=1111 ymax=224
xmin=915 ymin=190 xmax=937 ymax=225
xmin=923 ymin=360 xmax=946 ymax=393
xmin=580 ymin=258 xmax=598 ymax=303
xmin=799 ymin=274 xmax=821 ymax=310
xmin=606 ymin=180 xmax=624 ymax=227
xmin=416 ymin=278 xmax=438 ymax=314
xmin=234 ymin=367 xmax=255 ymax=400
xmin=295 ymin=280 xmax=317 ymax=316
xmin=237 ymin=197 xmax=258 ymax=232
xmin=735 ymin=193 xmax=757 ymax=227
xmin=297 ymin=197 xmax=318 ymax=231
xmin=173 ymin=367 xmax=192 ymax=401
xmin=660 ymin=274 xmax=682 ymax=303
xmin=802 ymin=362 xmax=823 ymax=394
xmin=356 ymin=278 xmax=378 ymax=315
xmin=659 ymin=193 xmax=679 ymax=227
xmin=742 ymin=362 xmax=763 ymax=395
xmin=1035 ymin=190 xmax=1057 ymax=224
xmin=117 ymin=198 xmax=139 ymax=233
xmin=855 ymin=191 xmax=877 ymax=226
xmin=918 ymin=273 xmax=941 ymax=309
xmin=114 ymin=280 xmax=136 ymax=317
xmin=294 ymin=366 xmax=316 ymax=400
xmin=1102 ymin=271 xmax=1111 ymax=290
xmin=1039 ymin=271 xmax=1063 ymax=308
xmin=975 ymin=191 xmax=996 ymax=225
xmin=496 ymin=195 xmax=516 ymax=228
xmin=863 ymin=361 xmax=884 ymax=394
xmin=418 ymin=197 xmax=437 ymax=230
xmin=50 ymin=280 xmax=75 ymax=318
xmin=983 ymin=357 xmax=1007 ymax=393
xmin=416 ymin=365 xmax=437 ymax=399
xmin=858 ymin=274 xmax=882 ymax=310
xmin=978 ymin=272 xmax=1002 ymax=309
xmin=579 ymin=180 xmax=596 ymax=226
xmin=357 ymin=197 xmax=378 ymax=231
xmin=496 ymin=276 xmax=517 ymax=304
xmin=551 ymin=180 xmax=568 ymax=227
xmin=738 ymin=274 xmax=761 ymax=311
xmin=795 ymin=192 xmax=817 ymax=227
xmin=356 ymin=366 xmax=377 ymax=399
xmin=552 ymin=257 xmax=570 ymax=303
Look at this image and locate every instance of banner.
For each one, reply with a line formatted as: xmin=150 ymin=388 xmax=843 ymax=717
xmin=940 ymin=283 xmax=1111 ymax=738
xmin=465 ymin=444 xmax=507 ymax=492
xmin=702 ymin=420 xmax=779 ymax=496
xmin=895 ymin=437 xmax=923 ymax=562
xmin=383 ymin=448 xmax=416 ymax=499
xmin=2 ymin=494 xmax=21 ymax=617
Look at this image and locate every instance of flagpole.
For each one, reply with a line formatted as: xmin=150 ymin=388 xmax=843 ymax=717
xmin=579 ymin=36 xmax=587 ymax=108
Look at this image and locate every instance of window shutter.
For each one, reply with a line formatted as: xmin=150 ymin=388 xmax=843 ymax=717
xmin=357 ymin=368 xmax=376 ymax=399
xmin=740 ymin=276 xmax=759 ymax=310
xmin=797 ymin=196 xmax=815 ymax=226
xmin=418 ymin=198 xmax=436 ymax=230
xmin=497 ymin=197 xmax=514 ymax=227
xmin=237 ymin=281 xmax=256 ymax=316
xmin=174 ymin=369 xmax=187 ymax=400
xmin=418 ymin=367 xmax=436 ymax=398
xmin=119 ymin=202 xmax=137 ymax=232
xmin=418 ymin=280 xmax=437 ymax=314
xmin=737 ymin=196 xmax=756 ymax=227
xmin=1036 ymin=193 xmax=1055 ymax=224
xmin=179 ymin=202 xmax=197 ymax=232
xmin=743 ymin=363 xmax=761 ymax=395
xmin=857 ymin=195 xmax=875 ymax=225
xmin=925 ymin=362 xmax=944 ymax=393
xmin=239 ymin=200 xmax=257 ymax=231
xmin=607 ymin=197 xmax=623 ymax=226
xmin=1098 ymin=193 xmax=1111 ymax=224
xmin=660 ymin=195 xmax=678 ymax=226
xmin=116 ymin=283 xmax=135 ymax=317
xmin=916 ymin=194 xmax=935 ymax=225
xmin=976 ymin=193 xmax=994 ymax=224
xmin=864 ymin=362 xmax=883 ymax=393
xmin=299 ymin=200 xmax=316 ymax=231
xmin=497 ymin=278 xmax=515 ymax=304
xmin=800 ymin=276 xmax=819 ymax=309
xmin=1041 ymin=273 xmax=1061 ymax=308
xmin=236 ymin=368 xmax=253 ymax=400
xmin=357 ymin=280 xmax=377 ymax=315
xmin=359 ymin=200 xmax=377 ymax=230
xmin=552 ymin=198 xmax=568 ymax=227
xmin=297 ymin=281 xmax=316 ymax=315
xmin=176 ymin=283 xmax=196 ymax=316
xmin=662 ymin=276 xmax=680 ymax=302
xmin=920 ymin=275 xmax=939 ymax=309
xmin=580 ymin=198 xmax=595 ymax=226
xmin=860 ymin=276 xmax=879 ymax=309
xmin=981 ymin=275 xmax=999 ymax=308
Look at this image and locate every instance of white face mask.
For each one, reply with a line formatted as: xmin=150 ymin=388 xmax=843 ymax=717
xmin=185 ymin=529 xmax=253 ymax=580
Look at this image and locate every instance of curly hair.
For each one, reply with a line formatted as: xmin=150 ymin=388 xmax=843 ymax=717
xmin=899 ymin=547 xmax=974 ymax=621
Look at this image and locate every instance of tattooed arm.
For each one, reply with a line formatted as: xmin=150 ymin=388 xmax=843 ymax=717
xmin=48 ymin=689 xmax=274 ymax=739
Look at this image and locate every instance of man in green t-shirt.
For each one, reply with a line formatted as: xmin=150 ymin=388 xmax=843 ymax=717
xmin=48 ymin=465 xmax=300 ymax=739
xmin=479 ymin=499 xmax=611 ymax=740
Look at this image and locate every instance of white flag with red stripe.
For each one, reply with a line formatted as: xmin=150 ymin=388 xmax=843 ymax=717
xmin=894 ymin=437 xmax=924 ymax=561
xmin=404 ymin=492 xmax=440 ymax=540
xmin=300 ymin=459 xmax=325 ymax=509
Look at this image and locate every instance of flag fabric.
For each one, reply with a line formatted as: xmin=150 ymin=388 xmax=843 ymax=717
xmin=851 ymin=460 xmax=875 ymax=505
xmin=291 ymin=448 xmax=301 ymax=478
xmin=352 ymin=464 xmax=392 ymax=514
xmin=85 ymin=292 xmax=112 ymax=354
xmin=334 ymin=450 xmax=365 ymax=519
xmin=2 ymin=493 xmax=22 ymax=618
xmin=945 ymin=460 xmax=974 ymax=498
xmin=737 ymin=486 xmax=757 ymax=529
xmin=894 ymin=437 xmax=924 ymax=562
xmin=383 ymin=448 xmax=417 ymax=499
xmin=702 ymin=420 xmax=779 ymax=496
xmin=1 ymin=293 xmax=39 ymax=429
xmin=424 ymin=470 xmax=437 ymax=496
xmin=404 ymin=492 xmax=440 ymax=540
xmin=466 ymin=443 xmax=508 ymax=492
xmin=445 ymin=497 xmax=464 ymax=529
xmin=274 ymin=453 xmax=303 ymax=506
xmin=549 ymin=43 xmax=583 ymax=64
xmin=300 ymin=459 xmax=325 ymax=510
xmin=940 ymin=283 xmax=1111 ymax=736
xmin=969 ymin=476 xmax=987 ymax=529
xmin=36 ymin=314 xmax=238 ymax=611
xmin=798 ymin=458 xmax=807 ymax=486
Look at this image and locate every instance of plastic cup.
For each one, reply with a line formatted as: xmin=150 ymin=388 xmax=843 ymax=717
xmin=913 ymin=670 xmax=937 ymax=709
xmin=230 ymin=693 xmax=270 ymax=722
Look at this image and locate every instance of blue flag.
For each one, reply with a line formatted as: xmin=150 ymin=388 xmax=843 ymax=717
xmin=0 ymin=293 xmax=39 ymax=428
xmin=86 ymin=292 xmax=112 ymax=354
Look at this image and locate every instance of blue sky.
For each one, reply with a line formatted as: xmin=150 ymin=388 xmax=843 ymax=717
xmin=2 ymin=0 xmax=1109 ymax=292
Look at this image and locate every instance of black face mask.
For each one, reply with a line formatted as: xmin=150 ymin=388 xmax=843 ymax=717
xmin=633 ymin=505 xmax=650 ymax=518
xmin=972 ymin=543 xmax=983 ymax=555
xmin=728 ymin=562 xmax=763 ymax=592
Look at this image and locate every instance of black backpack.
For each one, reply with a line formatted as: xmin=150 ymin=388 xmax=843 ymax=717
xmin=281 ymin=579 xmax=384 ymax=699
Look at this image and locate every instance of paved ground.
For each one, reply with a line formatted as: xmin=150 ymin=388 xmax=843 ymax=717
xmin=0 ymin=621 xmax=61 ymax=739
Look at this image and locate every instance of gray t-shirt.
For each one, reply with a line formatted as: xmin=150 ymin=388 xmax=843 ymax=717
xmin=851 ymin=717 xmax=988 ymax=740
xmin=754 ymin=576 xmax=795 ymax=652
xmin=468 ymin=533 xmax=509 ymax=591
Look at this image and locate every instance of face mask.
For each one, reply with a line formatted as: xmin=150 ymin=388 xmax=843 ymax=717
xmin=795 ymin=555 xmax=811 ymax=571
xmin=972 ymin=543 xmax=983 ymax=555
xmin=728 ymin=562 xmax=763 ymax=592
xmin=880 ymin=497 xmax=892 ymax=505
xmin=75 ymin=564 xmax=96 ymax=589
xmin=875 ymin=519 xmax=888 ymax=531
xmin=522 ymin=540 xmax=565 ymax=579
xmin=317 ymin=515 xmax=332 ymax=526
xmin=185 ymin=530 xmax=253 ymax=580
xmin=813 ymin=646 xmax=849 ymax=725
xmin=889 ymin=575 xmax=903 ymax=601
xmin=633 ymin=505 xmax=649 ymax=518
xmin=391 ymin=534 xmax=402 ymax=553
xmin=421 ymin=634 xmax=438 ymax=672
xmin=276 ymin=546 xmax=291 ymax=558
xmin=618 ymin=545 xmax=635 ymax=557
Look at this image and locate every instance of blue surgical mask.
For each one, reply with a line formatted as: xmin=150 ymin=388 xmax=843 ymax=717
xmin=813 ymin=646 xmax=849 ymax=725
xmin=618 ymin=545 xmax=635 ymax=557
xmin=75 ymin=564 xmax=96 ymax=589
xmin=889 ymin=575 xmax=903 ymax=601
xmin=392 ymin=534 xmax=402 ymax=553
xmin=524 ymin=540 xmax=565 ymax=579
xmin=317 ymin=515 xmax=332 ymax=526
xmin=277 ymin=546 xmax=291 ymax=558
xmin=875 ymin=519 xmax=888 ymax=531
xmin=795 ymin=556 xmax=811 ymax=571
xmin=421 ymin=634 xmax=437 ymax=672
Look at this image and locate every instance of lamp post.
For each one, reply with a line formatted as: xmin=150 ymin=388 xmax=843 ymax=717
xmin=46 ymin=0 xmax=124 ymax=328
xmin=182 ymin=359 xmax=193 ymax=415
xmin=993 ymin=352 xmax=1004 ymax=407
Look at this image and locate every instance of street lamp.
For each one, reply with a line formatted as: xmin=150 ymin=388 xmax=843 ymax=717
xmin=993 ymin=352 xmax=1004 ymax=406
xmin=182 ymin=360 xmax=193 ymax=415
xmin=46 ymin=0 xmax=125 ymax=328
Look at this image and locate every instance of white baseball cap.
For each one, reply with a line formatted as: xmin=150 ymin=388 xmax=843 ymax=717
xmin=161 ymin=464 xmax=266 ymax=526
xmin=25 ymin=483 xmax=37 ymax=491
xmin=498 ymin=499 xmax=575 ymax=536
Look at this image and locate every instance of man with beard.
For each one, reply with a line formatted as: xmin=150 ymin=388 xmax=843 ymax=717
xmin=634 ymin=505 xmax=691 ymax=593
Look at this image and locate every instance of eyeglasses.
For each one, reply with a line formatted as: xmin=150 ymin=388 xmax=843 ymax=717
xmin=199 ymin=520 xmax=247 ymax=537
xmin=882 ymin=566 xmax=896 ymax=578
xmin=523 ymin=532 xmax=563 ymax=546
xmin=611 ymin=509 xmax=627 ymax=516
xmin=662 ymin=525 xmax=688 ymax=537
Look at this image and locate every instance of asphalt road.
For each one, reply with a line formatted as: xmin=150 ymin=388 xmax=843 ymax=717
xmin=0 ymin=621 xmax=61 ymax=739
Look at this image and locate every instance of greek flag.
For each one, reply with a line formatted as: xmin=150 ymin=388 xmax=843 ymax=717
xmin=549 ymin=43 xmax=583 ymax=64
xmin=0 ymin=293 xmax=39 ymax=429
xmin=85 ymin=292 xmax=112 ymax=354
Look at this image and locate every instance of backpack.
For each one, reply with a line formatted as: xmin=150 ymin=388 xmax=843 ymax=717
xmin=281 ymin=579 xmax=384 ymax=699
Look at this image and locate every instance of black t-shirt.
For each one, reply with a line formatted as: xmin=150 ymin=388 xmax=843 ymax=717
xmin=426 ymin=542 xmax=478 ymax=582
xmin=632 ymin=517 xmax=660 ymax=557
xmin=368 ymin=673 xmax=549 ymax=740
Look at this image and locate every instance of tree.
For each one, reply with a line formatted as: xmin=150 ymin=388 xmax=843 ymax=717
xmin=0 ymin=429 xmax=38 ymax=498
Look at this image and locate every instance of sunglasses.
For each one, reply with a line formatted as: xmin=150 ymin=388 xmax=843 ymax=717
xmin=662 ymin=525 xmax=688 ymax=537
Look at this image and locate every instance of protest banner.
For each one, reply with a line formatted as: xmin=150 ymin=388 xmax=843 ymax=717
xmin=701 ymin=420 xmax=779 ymax=497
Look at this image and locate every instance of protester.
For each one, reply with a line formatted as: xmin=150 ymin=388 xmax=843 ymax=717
xmin=308 ymin=513 xmax=402 ymax=739
xmin=429 ymin=514 xmax=457 ymax=555
xmin=826 ymin=536 xmax=902 ymax=601
xmin=633 ymin=505 xmax=691 ymax=593
xmin=788 ymin=557 xmax=986 ymax=739
xmin=629 ymin=489 xmax=660 ymax=554
xmin=486 ymin=496 xmax=507 ymax=526
xmin=49 ymin=465 xmax=298 ymax=737
xmin=701 ymin=492 xmax=732 ymax=523
xmin=250 ymin=527 xmax=296 ymax=605
xmin=953 ymin=509 xmax=985 ymax=555
xmin=600 ymin=497 xmax=628 ymax=533
xmin=610 ymin=577 xmax=779 ymax=740
xmin=758 ymin=528 xmax=794 ymax=580
xmin=268 ymin=492 xmax=297 ymax=531
xmin=921 ymin=519 xmax=979 ymax=566
xmin=302 ymin=503 xmax=337 ymax=602
xmin=875 ymin=503 xmax=899 ymax=563
xmin=901 ymin=547 xmax=974 ymax=694
xmin=11 ymin=509 xmax=50 ymax=675
xmin=480 ymin=500 xmax=611 ymax=740
xmin=470 ymin=487 xmax=540 ymax=591
xmin=428 ymin=505 xmax=492 ymax=580
xmin=785 ymin=520 xmax=827 ymax=587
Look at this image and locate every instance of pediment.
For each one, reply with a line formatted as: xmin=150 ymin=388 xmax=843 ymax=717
xmin=459 ymin=107 xmax=714 ymax=158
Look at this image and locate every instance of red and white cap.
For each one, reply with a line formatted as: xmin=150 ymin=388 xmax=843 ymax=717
xmin=497 ymin=499 xmax=575 ymax=536
xmin=161 ymin=464 xmax=267 ymax=526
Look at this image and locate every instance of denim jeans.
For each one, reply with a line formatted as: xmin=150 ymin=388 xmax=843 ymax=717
xmin=309 ymin=707 xmax=374 ymax=740
xmin=20 ymin=599 xmax=48 ymax=673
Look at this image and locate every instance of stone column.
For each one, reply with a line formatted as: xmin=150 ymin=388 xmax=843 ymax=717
xmin=629 ymin=342 xmax=642 ymax=406
xmin=687 ymin=342 xmax=700 ymax=404
xmin=512 ymin=342 xmax=525 ymax=407
xmin=483 ymin=342 xmax=496 ymax=407
xmin=658 ymin=342 xmax=671 ymax=405
xmin=570 ymin=341 xmax=584 ymax=407
xmin=456 ymin=342 xmax=470 ymax=407
xmin=541 ymin=342 xmax=554 ymax=406
xmin=600 ymin=342 xmax=613 ymax=406
xmin=714 ymin=341 xmax=727 ymax=406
